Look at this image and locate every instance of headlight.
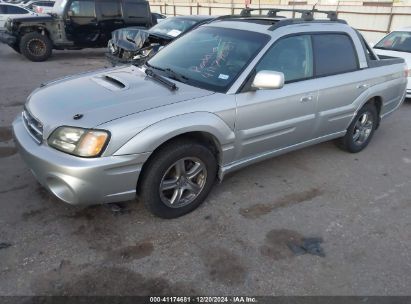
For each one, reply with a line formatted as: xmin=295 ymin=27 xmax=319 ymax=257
xmin=48 ymin=126 xmax=110 ymax=157
xmin=108 ymin=41 xmax=118 ymax=54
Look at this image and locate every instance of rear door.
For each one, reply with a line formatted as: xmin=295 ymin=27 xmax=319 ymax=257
xmin=312 ymin=33 xmax=370 ymax=137
xmin=123 ymin=0 xmax=152 ymax=27
xmin=96 ymin=0 xmax=123 ymax=41
xmin=65 ymin=0 xmax=100 ymax=45
xmin=235 ymin=34 xmax=319 ymax=160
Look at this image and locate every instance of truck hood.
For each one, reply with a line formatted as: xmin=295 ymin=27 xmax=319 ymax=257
xmin=9 ymin=14 xmax=53 ymax=23
xmin=26 ymin=66 xmax=214 ymax=137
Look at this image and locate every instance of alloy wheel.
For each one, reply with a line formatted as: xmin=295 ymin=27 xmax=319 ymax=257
xmin=159 ymin=157 xmax=207 ymax=208
xmin=352 ymin=111 xmax=374 ymax=145
xmin=27 ymin=39 xmax=46 ymax=57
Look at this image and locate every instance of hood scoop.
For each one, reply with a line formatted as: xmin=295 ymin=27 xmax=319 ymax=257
xmin=92 ymin=74 xmax=128 ymax=91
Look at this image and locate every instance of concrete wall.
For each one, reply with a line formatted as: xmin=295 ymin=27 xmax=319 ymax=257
xmin=149 ymin=1 xmax=411 ymax=42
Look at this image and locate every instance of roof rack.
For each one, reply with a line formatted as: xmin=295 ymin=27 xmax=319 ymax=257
xmin=209 ymin=8 xmax=347 ymax=30
xmin=239 ymin=8 xmax=339 ymax=21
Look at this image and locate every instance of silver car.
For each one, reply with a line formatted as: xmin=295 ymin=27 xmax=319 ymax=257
xmin=13 ymin=11 xmax=407 ymax=218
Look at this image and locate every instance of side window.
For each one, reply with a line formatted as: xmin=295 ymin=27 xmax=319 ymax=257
xmin=99 ymin=0 xmax=121 ymax=18
xmin=68 ymin=0 xmax=95 ymax=17
xmin=312 ymin=34 xmax=358 ymax=77
xmin=255 ymin=35 xmax=313 ymax=83
xmin=6 ymin=5 xmax=28 ymax=14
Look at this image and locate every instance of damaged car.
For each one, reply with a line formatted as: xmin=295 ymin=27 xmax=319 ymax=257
xmin=106 ymin=15 xmax=215 ymax=65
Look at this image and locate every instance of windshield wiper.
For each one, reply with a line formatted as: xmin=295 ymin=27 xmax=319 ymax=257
xmin=145 ymin=68 xmax=177 ymax=91
xmin=164 ymin=68 xmax=189 ymax=83
xmin=144 ymin=62 xmax=188 ymax=83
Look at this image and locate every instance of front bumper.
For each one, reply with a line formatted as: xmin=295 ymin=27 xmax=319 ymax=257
xmin=0 ymin=31 xmax=17 ymax=45
xmin=105 ymin=52 xmax=148 ymax=67
xmin=105 ymin=52 xmax=134 ymax=65
xmin=13 ymin=116 xmax=150 ymax=205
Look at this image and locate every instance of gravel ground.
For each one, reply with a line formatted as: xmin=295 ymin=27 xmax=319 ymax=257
xmin=0 ymin=43 xmax=410 ymax=296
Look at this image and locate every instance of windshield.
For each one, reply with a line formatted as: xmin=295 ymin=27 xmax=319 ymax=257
xmin=149 ymin=17 xmax=200 ymax=38
xmin=147 ymin=26 xmax=270 ymax=93
xmin=375 ymin=31 xmax=411 ymax=53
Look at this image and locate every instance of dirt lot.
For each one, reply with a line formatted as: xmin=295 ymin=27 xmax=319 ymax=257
xmin=0 ymin=43 xmax=410 ymax=296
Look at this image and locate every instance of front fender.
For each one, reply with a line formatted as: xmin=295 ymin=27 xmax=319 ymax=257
xmin=113 ymin=112 xmax=236 ymax=164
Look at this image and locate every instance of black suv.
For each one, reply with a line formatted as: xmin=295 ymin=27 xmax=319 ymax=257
xmin=0 ymin=0 xmax=154 ymax=61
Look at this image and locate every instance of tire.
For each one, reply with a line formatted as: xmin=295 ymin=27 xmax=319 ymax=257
xmin=139 ymin=139 xmax=218 ymax=219
xmin=20 ymin=32 xmax=52 ymax=62
xmin=338 ymin=103 xmax=378 ymax=153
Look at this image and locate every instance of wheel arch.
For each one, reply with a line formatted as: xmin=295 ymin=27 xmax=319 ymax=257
xmin=136 ymin=130 xmax=223 ymax=195
xmin=19 ymin=25 xmax=51 ymax=39
xmin=347 ymin=95 xmax=383 ymax=129
xmin=366 ymin=96 xmax=382 ymax=128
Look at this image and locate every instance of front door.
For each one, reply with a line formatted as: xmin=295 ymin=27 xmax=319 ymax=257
xmin=65 ymin=0 xmax=100 ymax=45
xmin=235 ymin=34 xmax=318 ymax=161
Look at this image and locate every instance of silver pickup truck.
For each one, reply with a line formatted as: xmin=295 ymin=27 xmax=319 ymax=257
xmin=13 ymin=9 xmax=408 ymax=218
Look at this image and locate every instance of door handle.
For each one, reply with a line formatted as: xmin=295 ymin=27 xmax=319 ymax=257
xmin=357 ymin=84 xmax=369 ymax=89
xmin=300 ymin=95 xmax=313 ymax=103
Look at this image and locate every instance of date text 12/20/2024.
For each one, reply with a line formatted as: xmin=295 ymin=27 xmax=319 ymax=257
xmin=150 ymin=297 xmax=258 ymax=303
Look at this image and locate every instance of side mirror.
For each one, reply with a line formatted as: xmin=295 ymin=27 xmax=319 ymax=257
xmin=252 ymin=70 xmax=284 ymax=90
xmin=67 ymin=10 xmax=74 ymax=17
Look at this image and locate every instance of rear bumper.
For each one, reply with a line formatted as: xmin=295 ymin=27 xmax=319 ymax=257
xmin=13 ymin=115 xmax=150 ymax=205
xmin=0 ymin=31 xmax=17 ymax=45
xmin=406 ymin=89 xmax=411 ymax=98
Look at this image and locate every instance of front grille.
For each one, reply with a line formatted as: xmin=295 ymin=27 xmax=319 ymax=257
xmin=22 ymin=109 xmax=43 ymax=144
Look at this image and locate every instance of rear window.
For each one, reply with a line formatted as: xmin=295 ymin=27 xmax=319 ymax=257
xmin=0 ymin=5 xmax=6 ymax=14
xmin=312 ymin=34 xmax=358 ymax=77
xmin=40 ymin=2 xmax=55 ymax=6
